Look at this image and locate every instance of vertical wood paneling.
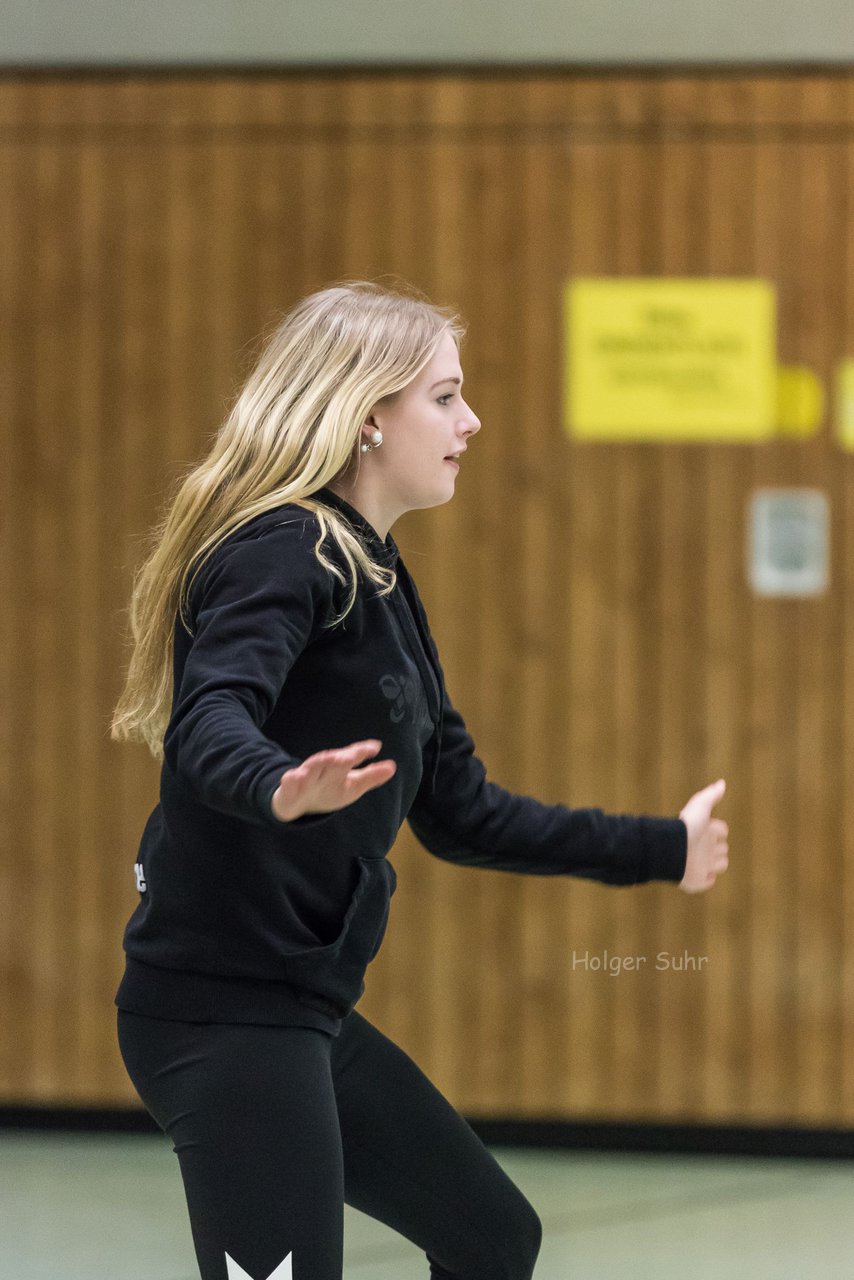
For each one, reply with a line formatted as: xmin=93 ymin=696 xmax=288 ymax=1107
xmin=791 ymin=77 xmax=844 ymax=1123
xmin=0 ymin=104 xmax=13 ymax=1100
xmin=611 ymin=78 xmax=663 ymax=1120
xmin=655 ymin=82 xmax=707 ymax=1121
xmin=749 ymin=78 xmax=793 ymax=1121
xmin=469 ymin=91 xmax=526 ymax=1113
xmin=563 ymin=78 xmax=623 ymax=1116
xmin=0 ymin=87 xmax=22 ymax=1099
xmin=692 ymin=76 xmax=753 ymax=1121
xmin=72 ymin=85 xmax=109 ymax=1102
xmin=31 ymin=97 xmax=73 ymax=1099
xmin=843 ymin=75 xmax=854 ymax=1123
xmin=1 ymin=72 xmax=853 ymax=1122
xmin=516 ymin=124 xmax=572 ymax=1114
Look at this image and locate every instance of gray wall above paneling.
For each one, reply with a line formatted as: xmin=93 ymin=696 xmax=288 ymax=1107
xmin=4 ymin=0 xmax=854 ymax=67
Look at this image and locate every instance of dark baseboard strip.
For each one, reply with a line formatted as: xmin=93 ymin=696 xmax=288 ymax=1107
xmin=0 ymin=1108 xmax=852 ymax=1157
xmin=466 ymin=1118 xmax=854 ymax=1159
xmin=0 ymin=1107 xmax=160 ymax=1133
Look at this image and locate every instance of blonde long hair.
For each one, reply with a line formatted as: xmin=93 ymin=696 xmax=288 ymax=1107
xmin=110 ymin=278 xmax=466 ymax=759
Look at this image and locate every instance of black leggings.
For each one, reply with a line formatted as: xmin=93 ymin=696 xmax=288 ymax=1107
xmin=117 ymin=1007 xmax=542 ymax=1280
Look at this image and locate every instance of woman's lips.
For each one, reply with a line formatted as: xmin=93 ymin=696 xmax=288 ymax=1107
xmin=444 ymin=458 xmax=460 ymax=470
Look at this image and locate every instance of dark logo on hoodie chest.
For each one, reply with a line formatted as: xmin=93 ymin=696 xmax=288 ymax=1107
xmin=378 ymin=671 xmax=431 ymax=730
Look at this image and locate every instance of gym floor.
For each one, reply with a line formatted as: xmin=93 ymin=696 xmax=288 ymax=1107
xmin=2 ymin=1132 xmax=852 ymax=1279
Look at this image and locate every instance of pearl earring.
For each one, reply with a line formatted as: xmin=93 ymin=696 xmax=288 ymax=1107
xmin=360 ymin=430 xmax=383 ymax=453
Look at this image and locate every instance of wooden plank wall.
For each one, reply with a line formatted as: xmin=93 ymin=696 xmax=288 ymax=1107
xmin=1 ymin=71 xmax=852 ymax=1122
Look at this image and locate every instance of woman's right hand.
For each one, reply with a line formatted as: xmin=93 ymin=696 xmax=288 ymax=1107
xmin=678 ymin=778 xmax=729 ymax=893
xmin=271 ymin=739 xmax=398 ymax=822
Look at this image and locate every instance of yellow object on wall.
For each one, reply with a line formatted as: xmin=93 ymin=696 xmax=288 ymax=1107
xmin=564 ymin=277 xmax=777 ymax=442
xmin=776 ymin=365 xmax=824 ymax=438
xmin=836 ymin=360 xmax=854 ymax=451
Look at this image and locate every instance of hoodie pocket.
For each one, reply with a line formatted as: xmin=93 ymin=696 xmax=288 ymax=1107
xmin=281 ymin=855 xmax=397 ymax=1016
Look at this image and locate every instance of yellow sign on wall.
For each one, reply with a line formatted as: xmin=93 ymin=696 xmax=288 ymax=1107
xmin=564 ymin=278 xmax=777 ymax=442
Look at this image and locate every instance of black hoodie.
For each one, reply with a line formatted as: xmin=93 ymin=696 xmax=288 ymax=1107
xmin=115 ymin=486 xmax=688 ymax=1036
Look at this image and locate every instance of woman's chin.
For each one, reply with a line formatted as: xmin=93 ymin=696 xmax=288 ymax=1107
xmin=428 ymin=483 xmax=456 ymax=510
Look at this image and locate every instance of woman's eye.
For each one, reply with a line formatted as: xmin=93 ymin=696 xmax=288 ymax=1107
xmin=438 ymin=394 xmax=454 ymax=405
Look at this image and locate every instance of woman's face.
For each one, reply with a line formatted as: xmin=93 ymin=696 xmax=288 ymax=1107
xmin=367 ymin=330 xmax=482 ymax=518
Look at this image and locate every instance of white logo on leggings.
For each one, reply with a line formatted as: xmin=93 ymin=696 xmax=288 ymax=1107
xmin=225 ymin=1252 xmax=292 ymax=1280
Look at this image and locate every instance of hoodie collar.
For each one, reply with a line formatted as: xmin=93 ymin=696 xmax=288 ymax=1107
xmin=314 ymin=486 xmax=400 ymax=569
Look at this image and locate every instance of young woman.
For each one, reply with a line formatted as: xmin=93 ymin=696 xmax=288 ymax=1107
xmin=111 ymin=279 xmax=729 ymax=1280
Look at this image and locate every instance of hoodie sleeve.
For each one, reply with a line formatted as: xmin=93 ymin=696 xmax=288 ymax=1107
xmin=163 ymin=515 xmax=336 ymax=831
xmin=406 ymin=687 xmax=688 ymax=886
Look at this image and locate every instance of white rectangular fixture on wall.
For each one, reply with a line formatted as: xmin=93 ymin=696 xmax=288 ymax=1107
xmin=748 ymin=488 xmax=830 ymax=598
